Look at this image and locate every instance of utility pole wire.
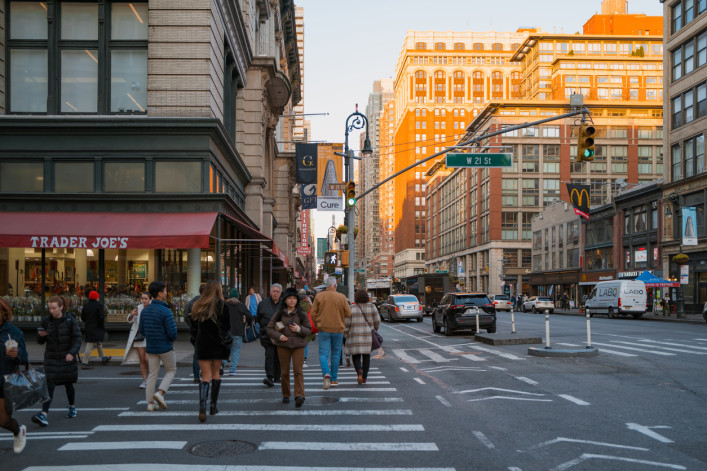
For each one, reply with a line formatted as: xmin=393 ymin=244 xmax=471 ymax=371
xmin=356 ymin=107 xmax=591 ymax=202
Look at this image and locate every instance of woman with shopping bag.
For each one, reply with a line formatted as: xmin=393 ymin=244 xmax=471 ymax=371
xmin=122 ymin=292 xmax=151 ymax=388
xmin=0 ymin=298 xmax=28 ymax=454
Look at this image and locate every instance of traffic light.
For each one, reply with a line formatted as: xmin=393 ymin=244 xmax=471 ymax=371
xmin=577 ymin=124 xmax=596 ymax=161
xmin=346 ymin=181 xmax=356 ymax=207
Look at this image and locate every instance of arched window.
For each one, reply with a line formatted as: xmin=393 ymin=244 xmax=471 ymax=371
xmin=511 ymin=43 xmax=521 ymax=51
xmin=435 ymin=42 xmax=446 ymax=50
xmin=473 ymin=43 xmax=484 ymax=51
xmin=511 ymin=71 xmax=521 ymax=80
xmin=454 ymin=42 xmax=465 ymax=51
xmin=492 ymin=71 xmax=502 ymax=80
xmin=416 ymin=42 xmax=427 ymax=50
xmin=473 ymin=71 xmax=484 ymax=79
xmin=415 ymin=70 xmax=427 ymax=79
xmin=434 ymin=71 xmax=446 ymax=79
xmin=453 ymin=70 xmax=464 ymax=79
xmin=492 ymin=43 xmax=503 ymax=51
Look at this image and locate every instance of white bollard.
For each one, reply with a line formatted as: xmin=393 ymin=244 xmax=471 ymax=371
xmin=586 ymin=309 xmax=592 ymax=348
xmin=510 ymin=308 xmax=516 ymax=334
xmin=475 ymin=311 xmax=480 ymax=333
xmin=544 ymin=309 xmax=551 ymax=349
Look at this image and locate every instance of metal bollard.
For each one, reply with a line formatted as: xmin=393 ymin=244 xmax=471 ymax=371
xmin=544 ymin=309 xmax=551 ymax=349
xmin=475 ymin=311 xmax=480 ymax=333
xmin=586 ymin=309 xmax=592 ymax=349
xmin=510 ymin=308 xmax=516 ymax=334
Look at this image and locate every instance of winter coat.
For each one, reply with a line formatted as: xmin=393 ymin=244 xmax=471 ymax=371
xmin=311 ymin=288 xmax=351 ymax=334
xmin=0 ymin=321 xmax=28 ymax=376
xmin=81 ymin=299 xmax=106 ymax=342
xmin=38 ymin=313 xmax=82 ymax=384
xmin=122 ymin=303 xmax=146 ymax=365
xmin=256 ymin=297 xmax=282 ymax=343
xmin=266 ymin=307 xmax=312 ymax=349
xmin=138 ymin=299 xmax=178 ymax=355
xmin=189 ymin=301 xmax=231 ymax=360
xmin=226 ymin=298 xmax=252 ymax=337
xmin=344 ymin=303 xmax=381 ymax=355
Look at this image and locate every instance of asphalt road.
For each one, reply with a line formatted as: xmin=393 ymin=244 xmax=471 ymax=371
xmin=2 ymin=312 xmax=707 ymax=471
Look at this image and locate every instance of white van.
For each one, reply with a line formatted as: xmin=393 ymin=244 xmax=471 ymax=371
xmin=585 ymin=280 xmax=647 ymax=319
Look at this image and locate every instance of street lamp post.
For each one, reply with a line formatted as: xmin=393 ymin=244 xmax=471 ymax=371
xmin=343 ymin=105 xmax=373 ymax=301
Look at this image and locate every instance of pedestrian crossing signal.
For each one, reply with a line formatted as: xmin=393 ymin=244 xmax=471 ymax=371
xmin=577 ymin=124 xmax=595 ymax=162
xmin=346 ymin=181 xmax=356 ymax=207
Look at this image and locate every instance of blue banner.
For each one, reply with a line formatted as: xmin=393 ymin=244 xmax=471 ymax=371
xmin=301 ymin=183 xmax=317 ymax=210
xmin=682 ymin=207 xmax=697 ymax=246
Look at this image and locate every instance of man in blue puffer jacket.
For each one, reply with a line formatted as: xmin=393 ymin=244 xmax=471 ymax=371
xmin=138 ymin=281 xmax=178 ymax=412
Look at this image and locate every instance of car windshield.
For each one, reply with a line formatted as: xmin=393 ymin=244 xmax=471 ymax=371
xmin=456 ymin=295 xmax=491 ymax=305
xmin=395 ymin=296 xmax=418 ymax=303
xmin=537 ymin=297 xmax=552 ymax=302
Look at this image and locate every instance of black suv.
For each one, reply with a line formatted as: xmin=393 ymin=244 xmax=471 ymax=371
xmin=431 ymin=292 xmax=496 ymax=336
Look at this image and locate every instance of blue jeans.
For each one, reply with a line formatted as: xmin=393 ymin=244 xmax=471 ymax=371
xmin=318 ymin=332 xmax=343 ymax=381
xmin=229 ymin=335 xmax=243 ymax=374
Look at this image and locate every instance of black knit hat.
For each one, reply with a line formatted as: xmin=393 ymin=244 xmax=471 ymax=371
xmin=282 ymin=287 xmax=299 ymax=302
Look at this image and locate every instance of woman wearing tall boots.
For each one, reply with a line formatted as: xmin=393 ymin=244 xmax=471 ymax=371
xmin=189 ymin=281 xmax=231 ymax=422
xmin=344 ymin=289 xmax=381 ymax=385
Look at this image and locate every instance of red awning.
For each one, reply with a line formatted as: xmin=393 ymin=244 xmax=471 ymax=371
xmin=0 ymin=212 xmax=218 ymax=249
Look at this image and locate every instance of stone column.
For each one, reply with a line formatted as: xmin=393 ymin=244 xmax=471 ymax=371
xmin=187 ymin=248 xmax=201 ymax=298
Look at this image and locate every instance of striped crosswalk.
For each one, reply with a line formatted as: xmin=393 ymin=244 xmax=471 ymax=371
xmin=20 ymin=367 xmax=457 ymax=471
xmin=559 ymin=336 xmax=707 ymax=359
xmin=392 ymin=343 xmax=526 ymax=364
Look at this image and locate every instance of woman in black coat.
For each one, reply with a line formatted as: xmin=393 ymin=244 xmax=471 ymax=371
xmin=33 ymin=296 xmax=82 ymax=427
xmin=190 ymin=281 xmax=231 ymax=422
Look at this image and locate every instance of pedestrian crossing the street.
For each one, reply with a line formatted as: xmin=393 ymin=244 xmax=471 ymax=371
xmin=558 ymin=335 xmax=707 ymax=359
xmin=17 ymin=367 xmax=457 ymax=471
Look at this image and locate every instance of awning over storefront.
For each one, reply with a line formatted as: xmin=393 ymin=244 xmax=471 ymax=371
xmin=0 ymin=211 xmax=218 ymax=249
xmin=222 ymin=213 xmax=274 ymax=249
xmin=635 ymin=270 xmax=679 ymax=288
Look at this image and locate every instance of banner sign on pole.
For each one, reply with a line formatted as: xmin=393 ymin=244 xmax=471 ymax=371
xmin=295 ymin=143 xmax=318 ymax=184
xmin=301 ymin=184 xmax=317 ymax=210
xmin=682 ymin=207 xmax=697 ymax=246
xmin=317 ymin=144 xmax=344 ymax=211
xmin=680 ymin=264 xmax=689 ymax=284
xmin=566 ymin=183 xmax=590 ymax=220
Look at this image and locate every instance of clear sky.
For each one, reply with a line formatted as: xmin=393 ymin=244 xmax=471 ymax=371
xmin=296 ymin=0 xmax=664 ymax=241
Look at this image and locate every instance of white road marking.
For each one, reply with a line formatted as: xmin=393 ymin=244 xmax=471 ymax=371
xmin=422 ymin=366 xmax=485 ymax=373
xmin=613 ymin=341 xmax=707 ymax=354
xmin=165 ymin=387 xmax=398 ymax=394
xmin=490 ymin=366 xmax=507 ymax=371
xmin=119 ymin=409 xmax=413 ymax=417
xmin=16 ymin=408 xmax=129 ymax=413
xmin=590 ymin=342 xmax=675 ymax=355
xmin=589 ymin=348 xmax=637 ymax=357
xmin=435 ymin=395 xmax=451 ymax=407
xmin=468 ymin=396 xmax=553 ymax=403
xmin=258 ymin=442 xmax=439 ymax=451
xmin=169 ymin=381 xmax=390 ymax=387
xmin=393 ymin=349 xmax=423 ymax=364
xmin=551 ymin=453 xmax=685 ymax=471
xmin=94 ymin=424 xmax=426 ymax=432
xmin=413 ymin=378 xmax=425 ymax=384
xmin=418 ymin=348 xmax=452 ymax=362
xmin=440 ymin=345 xmax=486 ymax=362
xmin=59 ymin=441 xmax=186 ymax=451
xmin=456 ymin=387 xmax=545 ymax=396
xmin=528 ymin=437 xmax=648 ymax=451
xmin=473 ymin=431 xmax=495 ymax=449
xmin=23 ymin=466 xmax=456 ymax=471
xmin=557 ymin=343 xmax=582 ymax=347
xmin=508 ymin=468 xmax=523 ymax=471
xmin=558 ymin=394 xmax=590 ymax=406
xmin=515 ymin=377 xmax=538 ymax=386
xmin=0 ymin=435 xmax=90 ymax=442
xmin=467 ymin=344 xmax=525 ymax=360
xmin=636 ymin=339 xmax=707 ymax=351
xmin=400 ymin=367 xmax=409 ymax=372
xmin=626 ymin=423 xmax=674 ymax=443
xmin=136 ymin=397 xmax=405 ymax=405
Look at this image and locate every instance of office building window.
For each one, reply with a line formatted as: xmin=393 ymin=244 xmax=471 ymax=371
xmin=673 ymin=1 xmax=683 ymax=33
xmin=0 ymin=162 xmax=44 ymax=192
xmin=672 ymin=144 xmax=682 ymax=182
xmin=104 ymin=162 xmax=145 ymax=192
xmin=673 ymin=48 xmax=682 ymax=81
xmin=155 ymin=161 xmax=202 ymax=193
xmin=54 ymin=162 xmax=94 ymax=193
xmin=685 ymin=90 xmax=695 ymax=123
xmin=7 ymin=1 xmax=148 ymax=114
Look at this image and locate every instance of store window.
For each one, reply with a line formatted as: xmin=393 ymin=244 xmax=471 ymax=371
xmin=0 ymin=161 xmax=44 ymax=192
xmin=104 ymin=162 xmax=145 ymax=192
xmin=155 ymin=161 xmax=202 ymax=193
xmin=55 ymin=162 xmax=94 ymax=193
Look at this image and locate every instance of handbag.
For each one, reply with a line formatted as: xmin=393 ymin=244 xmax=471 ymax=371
xmin=3 ymin=362 xmax=50 ymax=412
xmin=360 ymin=305 xmax=383 ymax=351
xmin=243 ymin=322 xmax=259 ymax=343
xmin=307 ymin=308 xmax=318 ymax=334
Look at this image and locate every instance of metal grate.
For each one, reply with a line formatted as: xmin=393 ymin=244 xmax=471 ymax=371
xmin=189 ymin=440 xmax=256 ymax=458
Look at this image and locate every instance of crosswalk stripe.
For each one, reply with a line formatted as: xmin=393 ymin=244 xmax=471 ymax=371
xmin=0 ymin=435 xmax=91 ymax=442
xmin=93 ymin=424 xmax=426 ymax=432
xmin=23 ymin=465 xmax=456 ymax=471
xmin=169 ymin=381 xmax=390 ymax=387
xmin=392 ymin=349 xmax=422 ymax=364
xmin=613 ymin=341 xmax=707 ymax=354
xmin=58 ymin=441 xmax=186 ymax=451
xmin=468 ymin=345 xmax=525 ymax=361
xmin=635 ymin=339 xmax=707 ymax=351
xmin=590 ymin=342 xmax=675 ymax=355
xmin=592 ymin=348 xmax=637 ymax=357
xmin=418 ymin=349 xmax=453 ymax=362
xmin=136 ymin=397 xmax=404 ymax=405
xmin=119 ymin=409 xmax=412 ymax=417
xmin=258 ymin=442 xmax=439 ymax=451
xmin=161 ymin=387 xmax=398 ymax=394
xmin=440 ymin=346 xmax=486 ymax=362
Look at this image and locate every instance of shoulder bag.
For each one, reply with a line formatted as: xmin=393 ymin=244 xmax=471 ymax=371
xmin=360 ymin=305 xmax=383 ymax=351
xmin=3 ymin=362 xmax=50 ymax=412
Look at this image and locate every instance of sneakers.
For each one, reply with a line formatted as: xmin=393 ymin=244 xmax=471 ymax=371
xmin=303 ymin=360 xmax=308 ymax=368
xmin=357 ymin=371 xmax=364 ymax=385
xmin=282 ymin=397 xmax=291 ymax=404
xmin=323 ymin=374 xmax=331 ymax=390
xmin=263 ymin=378 xmax=274 ymax=387
xmin=101 ymin=356 xmax=112 ymax=365
xmin=81 ymin=364 xmax=94 ymax=370
xmin=330 ymin=380 xmax=338 ymax=387
xmin=67 ymin=406 xmax=77 ymax=418
xmin=13 ymin=425 xmax=26 ymax=454
xmin=139 ymin=380 xmax=147 ymax=389
xmin=31 ymin=413 xmax=48 ymax=427
xmin=362 ymin=378 xmax=367 ymax=384
xmin=153 ymin=391 xmax=167 ymax=409
xmin=146 ymin=403 xmax=158 ymax=412
xmin=295 ymin=396 xmax=305 ymax=408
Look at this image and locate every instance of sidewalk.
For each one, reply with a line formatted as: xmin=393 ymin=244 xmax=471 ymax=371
xmin=551 ymin=308 xmax=706 ymax=325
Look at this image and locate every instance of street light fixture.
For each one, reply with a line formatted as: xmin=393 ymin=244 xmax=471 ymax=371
xmin=343 ymin=104 xmax=371 ymax=301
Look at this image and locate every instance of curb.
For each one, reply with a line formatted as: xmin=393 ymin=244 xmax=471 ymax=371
xmin=528 ymin=346 xmax=600 ymax=358
xmin=550 ymin=310 xmax=706 ymax=326
xmin=475 ymin=333 xmax=543 ymax=346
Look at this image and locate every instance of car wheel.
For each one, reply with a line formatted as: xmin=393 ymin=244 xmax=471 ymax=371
xmin=487 ymin=323 xmax=496 ymax=334
xmin=703 ymin=313 xmax=707 ymax=324
xmin=432 ymin=316 xmax=441 ymax=333
xmin=444 ymin=318 xmax=453 ymax=336
xmin=532 ymin=306 xmax=537 ymax=314
xmin=632 ymin=314 xmax=642 ymax=319
xmin=607 ymin=307 xmax=615 ymax=319
xmin=417 ymin=317 xmax=423 ymax=323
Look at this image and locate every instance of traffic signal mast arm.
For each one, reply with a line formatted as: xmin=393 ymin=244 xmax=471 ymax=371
xmin=355 ymin=107 xmax=592 ymax=202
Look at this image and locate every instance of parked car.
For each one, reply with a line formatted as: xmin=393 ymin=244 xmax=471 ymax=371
xmin=585 ymin=280 xmax=646 ymax=319
xmin=380 ymin=294 xmax=424 ymax=322
xmin=522 ymin=297 xmax=555 ymax=313
xmin=490 ymin=294 xmax=513 ymax=311
xmin=431 ymin=292 xmax=496 ymax=336
xmin=702 ymin=301 xmax=707 ymax=324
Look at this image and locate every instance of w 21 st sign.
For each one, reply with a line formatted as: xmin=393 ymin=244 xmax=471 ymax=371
xmin=445 ymin=153 xmax=512 ymax=168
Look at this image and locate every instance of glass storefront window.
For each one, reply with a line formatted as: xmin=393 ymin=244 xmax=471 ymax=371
xmin=55 ymin=162 xmax=94 ymax=193
xmin=155 ymin=161 xmax=202 ymax=193
xmin=0 ymin=162 xmax=44 ymax=192
xmin=104 ymin=162 xmax=145 ymax=192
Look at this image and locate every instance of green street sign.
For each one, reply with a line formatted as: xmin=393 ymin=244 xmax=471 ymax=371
xmin=445 ymin=153 xmax=512 ymax=168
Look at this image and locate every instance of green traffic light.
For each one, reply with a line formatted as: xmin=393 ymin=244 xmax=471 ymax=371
xmin=584 ymin=149 xmax=594 ymax=158
xmin=347 ymin=197 xmax=356 ymax=206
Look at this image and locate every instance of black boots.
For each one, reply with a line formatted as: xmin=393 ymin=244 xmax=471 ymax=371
xmin=210 ymin=379 xmax=221 ymax=416
xmin=198 ymin=381 xmax=210 ymax=423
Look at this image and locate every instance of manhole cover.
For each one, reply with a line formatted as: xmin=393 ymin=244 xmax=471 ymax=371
xmin=306 ymin=396 xmax=339 ymax=405
xmin=119 ymin=370 xmax=143 ymax=376
xmin=189 ymin=440 xmax=256 ymax=458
